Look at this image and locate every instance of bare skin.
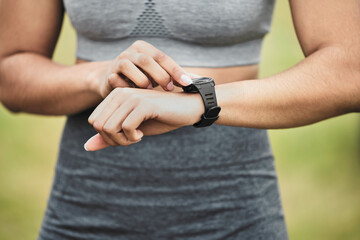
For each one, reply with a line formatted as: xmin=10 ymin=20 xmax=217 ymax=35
xmin=0 ymin=0 xmax=359 ymax=151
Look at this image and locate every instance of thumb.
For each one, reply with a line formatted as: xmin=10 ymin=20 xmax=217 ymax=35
xmin=84 ymin=133 xmax=110 ymax=151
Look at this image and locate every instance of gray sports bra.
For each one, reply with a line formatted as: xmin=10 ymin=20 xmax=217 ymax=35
xmin=63 ymin=0 xmax=275 ymax=67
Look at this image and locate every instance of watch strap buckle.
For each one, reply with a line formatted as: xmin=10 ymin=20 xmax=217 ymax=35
xmin=193 ymin=106 xmax=221 ymax=128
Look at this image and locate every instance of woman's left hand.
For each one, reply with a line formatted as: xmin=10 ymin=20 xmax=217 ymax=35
xmin=84 ymin=87 xmax=204 ymax=151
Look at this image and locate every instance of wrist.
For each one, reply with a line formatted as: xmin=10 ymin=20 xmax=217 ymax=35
xmin=85 ymin=67 xmax=102 ymax=97
xmin=84 ymin=61 xmax=112 ymax=98
xmin=181 ymin=77 xmax=221 ymax=127
xmin=181 ymin=92 xmax=205 ymax=125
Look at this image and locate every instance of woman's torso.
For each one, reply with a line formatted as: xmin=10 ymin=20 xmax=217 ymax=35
xmin=37 ymin=1 xmax=288 ymax=239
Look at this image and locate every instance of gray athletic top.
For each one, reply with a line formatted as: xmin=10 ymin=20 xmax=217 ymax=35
xmin=64 ymin=0 xmax=275 ymax=67
xmin=38 ymin=1 xmax=288 ymax=239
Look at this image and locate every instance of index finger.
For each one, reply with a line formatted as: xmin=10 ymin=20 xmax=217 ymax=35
xmin=132 ymin=40 xmax=193 ymax=86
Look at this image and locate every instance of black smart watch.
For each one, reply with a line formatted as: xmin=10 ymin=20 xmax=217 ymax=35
xmin=182 ymin=77 xmax=221 ymax=128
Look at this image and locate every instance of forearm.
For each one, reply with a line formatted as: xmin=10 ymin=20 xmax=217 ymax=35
xmin=215 ymin=46 xmax=360 ymax=129
xmin=0 ymin=52 xmax=106 ymax=115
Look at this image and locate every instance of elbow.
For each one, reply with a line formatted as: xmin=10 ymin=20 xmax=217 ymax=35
xmin=0 ymin=64 xmax=21 ymax=114
xmin=0 ymin=100 xmax=21 ymax=114
xmin=0 ymin=91 xmax=22 ymax=114
xmin=0 ymin=82 xmax=21 ymax=114
xmin=0 ymin=87 xmax=21 ymax=114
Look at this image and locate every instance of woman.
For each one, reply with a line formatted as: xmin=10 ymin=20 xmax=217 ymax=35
xmin=0 ymin=0 xmax=359 ymax=239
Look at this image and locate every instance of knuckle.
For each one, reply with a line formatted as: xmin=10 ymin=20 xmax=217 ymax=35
xmin=108 ymin=75 xmax=119 ymax=87
xmin=103 ymin=125 xmax=113 ymax=134
xmin=93 ymin=121 xmax=103 ymax=132
xmin=88 ymin=116 xmax=94 ymax=125
xmin=153 ymin=51 xmax=167 ymax=63
xmin=108 ymin=78 xmax=116 ymax=88
xmin=121 ymin=123 xmax=132 ymax=132
xmin=137 ymin=54 xmax=152 ymax=66
xmin=117 ymin=59 xmax=131 ymax=71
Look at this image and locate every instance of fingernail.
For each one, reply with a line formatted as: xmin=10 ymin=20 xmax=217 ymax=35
xmin=84 ymin=135 xmax=96 ymax=151
xmin=84 ymin=143 xmax=89 ymax=151
xmin=147 ymin=83 xmax=153 ymax=89
xmin=167 ymin=81 xmax=174 ymax=91
xmin=180 ymin=74 xmax=193 ymax=85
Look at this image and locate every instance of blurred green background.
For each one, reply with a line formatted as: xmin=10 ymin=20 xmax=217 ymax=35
xmin=1 ymin=0 xmax=359 ymax=239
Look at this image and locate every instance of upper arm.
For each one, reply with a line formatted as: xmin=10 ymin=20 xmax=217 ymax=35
xmin=0 ymin=0 xmax=64 ymax=59
xmin=290 ymin=0 xmax=360 ymax=56
xmin=290 ymin=0 xmax=360 ymax=111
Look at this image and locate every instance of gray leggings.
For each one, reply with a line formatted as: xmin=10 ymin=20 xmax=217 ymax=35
xmin=38 ymin=108 xmax=288 ymax=240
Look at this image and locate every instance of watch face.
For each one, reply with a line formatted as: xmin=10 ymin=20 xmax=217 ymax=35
xmin=192 ymin=77 xmax=215 ymax=85
xmin=182 ymin=77 xmax=215 ymax=93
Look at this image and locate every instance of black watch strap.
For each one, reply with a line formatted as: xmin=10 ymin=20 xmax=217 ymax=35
xmin=182 ymin=77 xmax=221 ymax=128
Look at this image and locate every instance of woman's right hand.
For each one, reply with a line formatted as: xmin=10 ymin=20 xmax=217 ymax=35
xmin=86 ymin=40 xmax=194 ymax=98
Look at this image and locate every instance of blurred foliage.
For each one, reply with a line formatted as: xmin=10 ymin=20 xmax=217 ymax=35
xmin=0 ymin=0 xmax=359 ymax=239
